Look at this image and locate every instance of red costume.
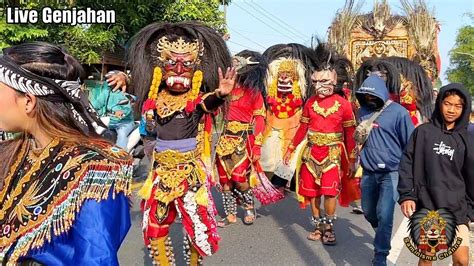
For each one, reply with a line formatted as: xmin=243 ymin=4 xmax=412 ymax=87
xmin=216 ymin=51 xmax=283 ymax=227
xmin=129 ymin=22 xmax=233 ymax=265
xmin=291 ymin=94 xmax=357 ymax=206
xmin=216 ymin=87 xmax=266 ymax=184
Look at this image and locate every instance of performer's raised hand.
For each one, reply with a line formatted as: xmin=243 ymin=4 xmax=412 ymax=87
xmin=106 ymin=72 xmax=128 ymax=92
xmin=215 ymin=67 xmax=237 ymax=98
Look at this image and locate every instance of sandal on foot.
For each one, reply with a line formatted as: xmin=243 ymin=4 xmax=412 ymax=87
xmin=243 ymin=208 xmax=255 ymax=225
xmin=351 ymin=206 xmax=364 ymax=215
xmin=307 ymin=229 xmax=322 ymax=241
xmin=322 ymin=228 xmax=337 ymax=245
xmin=217 ymin=217 xmax=236 ymax=228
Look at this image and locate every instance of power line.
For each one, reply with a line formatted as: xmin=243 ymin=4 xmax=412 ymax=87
xmin=250 ymin=0 xmax=308 ymax=39
xmin=228 ymin=26 xmax=267 ymax=50
xmin=229 ymin=28 xmax=301 ymax=38
xmin=246 ymin=0 xmax=308 ymax=41
xmin=227 ymin=40 xmax=254 ymax=50
xmin=231 ymin=27 xmax=312 ymax=47
xmin=232 ymin=1 xmax=301 ymax=43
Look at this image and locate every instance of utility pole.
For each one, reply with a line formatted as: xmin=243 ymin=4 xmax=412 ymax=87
xmin=223 ymin=0 xmax=227 ymax=23
xmin=222 ymin=0 xmax=230 ymax=41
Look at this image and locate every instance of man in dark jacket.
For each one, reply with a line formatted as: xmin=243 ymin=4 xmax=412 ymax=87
xmin=355 ymin=75 xmax=414 ymax=266
xmin=398 ymin=83 xmax=473 ymax=266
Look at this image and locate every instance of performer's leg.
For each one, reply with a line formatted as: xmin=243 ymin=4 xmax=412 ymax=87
xmin=216 ymin=156 xmax=237 ymax=226
xmin=307 ymin=196 xmax=323 ymax=241
xmin=175 ymin=188 xmax=220 ymax=259
xmin=217 ymin=183 xmax=237 ymax=227
xmin=228 ymin=153 xmax=254 ymax=224
xmin=319 ymin=168 xmax=341 ymax=245
xmin=322 ymin=196 xmax=337 ymax=245
xmin=232 ymin=186 xmax=255 ymax=225
xmin=183 ymin=235 xmax=203 ymax=266
xmin=323 ymin=196 xmax=337 ymax=216
xmin=298 ymin=164 xmax=323 ymax=241
xmin=149 ymin=236 xmax=175 ymax=266
xmin=146 ymin=202 xmax=178 ymax=265
xmin=310 ymin=197 xmax=322 ymax=217
xmin=235 ymin=180 xmax=249 ymax=191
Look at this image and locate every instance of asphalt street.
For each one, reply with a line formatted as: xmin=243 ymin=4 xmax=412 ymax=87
xmin=119 ymin=160 xmax=472 ymax=265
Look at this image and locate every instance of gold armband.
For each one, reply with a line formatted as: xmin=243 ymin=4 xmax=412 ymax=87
xmin=343 ymin=119 xmax=356 ymax=127
xmin=253 ymin=107 xmax=266 ymax=117
xmin=254 ymin=133 xmax=264 ymax=146
xmin=300 ymin=116 xmax=310 ymax=123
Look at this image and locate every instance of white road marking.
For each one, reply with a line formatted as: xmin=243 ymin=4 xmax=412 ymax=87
xmin=388 ymin=217 xmax=410 ymax=265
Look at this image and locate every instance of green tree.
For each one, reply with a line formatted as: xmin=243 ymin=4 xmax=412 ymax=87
xmin=447 ymin=13 xmax=474 ymax=95
xmin=0 ymin=0 xmax=228 ymax=64
xmin=0 ymin=22 xmax=49 ymax=48
xmin=0 ymin=1 xmax=50 ymax=48
xmin=161 ymin=0 xmax=226 ymax=34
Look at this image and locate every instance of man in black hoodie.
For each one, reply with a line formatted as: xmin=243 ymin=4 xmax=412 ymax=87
xmin=398 ymin=83 xmax=473 ymax=266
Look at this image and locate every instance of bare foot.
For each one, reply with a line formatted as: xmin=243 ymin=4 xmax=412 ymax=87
xmin=217 ymin=215 xmax=237 ymax=228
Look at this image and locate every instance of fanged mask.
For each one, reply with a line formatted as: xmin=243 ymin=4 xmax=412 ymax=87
xmin=277 ymin=60 xmax=297 ymax=93
xmin=155 ymin=36 xmax=203 ymax=93
xmin=312 ymin=69 xmax=337 ymax=98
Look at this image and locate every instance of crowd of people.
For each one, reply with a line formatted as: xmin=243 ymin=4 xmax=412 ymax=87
xmin=0 ymin=21 xmax=472 ymax=266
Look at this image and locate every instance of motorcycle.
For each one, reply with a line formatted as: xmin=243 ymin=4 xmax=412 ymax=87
xmin=93 ymin=94 xmax=145 ymax=164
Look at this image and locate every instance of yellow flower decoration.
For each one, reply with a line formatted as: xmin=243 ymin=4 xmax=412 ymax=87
xmin=191 ymin=70 xmax=203 ymax=100
xmin=148 ymin=67 xmax=162 ymax=100
xmin=268 ymin=78 xmax=278 ymax=98
xmin=292 ymin=80 xmax=301 ymax=99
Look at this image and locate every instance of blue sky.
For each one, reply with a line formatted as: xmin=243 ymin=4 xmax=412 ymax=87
xmin=225 ymin=0 xmax=474 ymax=84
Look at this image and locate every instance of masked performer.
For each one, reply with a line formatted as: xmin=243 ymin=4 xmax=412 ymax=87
xmin=354 ymin=57 xmax=433 ymax=126
xmin=215 ymin=50 xmax=283 ymax=227
xmin=0 ymin=42 xmax=132 ymax=265
xmin=260 ymin=43 xmax=314 ymax=191
xmin=283 ymin=42 xmax=357 ymax=245
xmin=128 ymin=22 xmax=235 ymax=265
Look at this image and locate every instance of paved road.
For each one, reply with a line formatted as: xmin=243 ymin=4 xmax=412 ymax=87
xmin=120 ymin=161 xmax=472 ymax=265
xmin=119 ymin=187 xmax=461 ymax=265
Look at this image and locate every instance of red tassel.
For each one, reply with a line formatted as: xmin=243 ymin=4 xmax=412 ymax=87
xmin=252 ymin=162 xmax=284 ymax=205
xmin=184 ymin=96 xmax=202 ymax=114
xmin=142 ymin=99 xmax=156 ymax=113
xmin=252 ymin=173 xmax=285 ymax=205
xmin=185 ymin=101 xmax=196 ymax=113
xmin=338 ymin=175 xmax=361 ymax=207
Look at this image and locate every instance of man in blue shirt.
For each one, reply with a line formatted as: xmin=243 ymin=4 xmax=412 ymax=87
xmin=355 ymin=75 xmax=414 ymax=266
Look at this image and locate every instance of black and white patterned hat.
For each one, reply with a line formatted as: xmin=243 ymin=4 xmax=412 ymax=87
xmin=0 ymin=57 xmax=105 ymax=134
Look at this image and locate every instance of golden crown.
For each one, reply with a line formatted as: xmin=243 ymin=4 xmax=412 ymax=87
xmin=156 ymin=36 xmax=202 ymax=61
